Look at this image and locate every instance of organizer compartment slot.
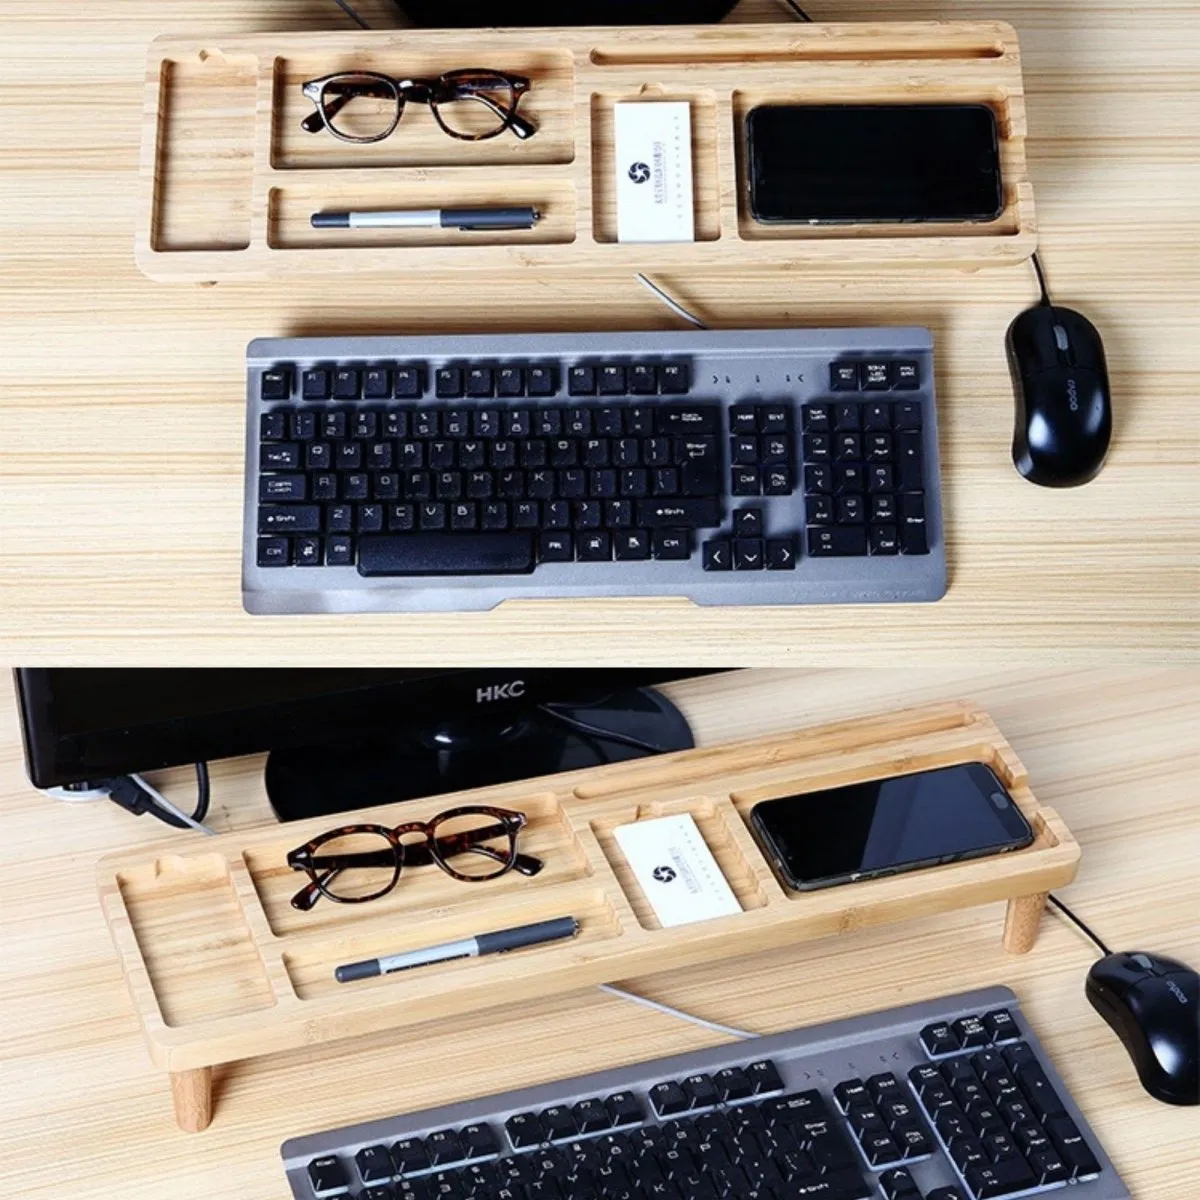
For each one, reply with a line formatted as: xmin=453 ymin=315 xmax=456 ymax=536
xmin=116 ymin=853 xmax=275 ymax=1026
xmin=268 ymin=175 xmax=576 ymax=249
xmin=589 ymin=40 xmax=1008 ymax=68
xmin=590 ymin=90 xmax=721 ymax=245
xmin=732 ymin=90 xmax=1023 ymax=242
xmin=246 ymin=791 xmax=591 ymax=938
xmin=282 ymin=884 xmax=621 ymax=1000
xmin=271 ymin=50 xmax=576 ymax=170
xmin=150 ymin=52 xmax=257 ymax=251
xmin=591 ymin=796 xmax=771 ymax=931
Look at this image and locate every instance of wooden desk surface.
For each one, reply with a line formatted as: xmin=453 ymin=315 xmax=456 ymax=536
xmin=0 ymin=0 xmax=1197 ymax=664
xmin=1 ymin=668 xmax=1197 ymax=1198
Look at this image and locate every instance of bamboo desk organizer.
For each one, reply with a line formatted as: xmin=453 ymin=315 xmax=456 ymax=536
xmin=138 ymin=21 xmax=1037 ymax=283
xmin=97 ymin=700 xmax=1078 ymax=1133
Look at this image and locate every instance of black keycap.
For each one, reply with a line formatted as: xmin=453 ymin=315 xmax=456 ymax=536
xmin=465 ymin=367 xmax=493 ymax=398
xmin=387 ymin=503 xmax=414 ymax=531
xmin=759 ymin=404 xmax=789 ymax=433
xmin=921 ymin=1021 xmax=959 ymax=1057
xmin=362 ymin=366 xmax=390 ymax=399
xmin=260 ymin=474 xmax=307 ymax=502
xmin=1045 ymin=1115 xmax=1100 ymax=1178
xmin=868 ymin=465 xmax=895 ymax=494
xmin=703 ymin=539 xmax=731 ymax=571
xmin=653 ymin=529 xmax=690 ymax=560
xmin=894 ymin=401 xmax=922 ymax=430
xmin=983 ymin=1010 xmax=1020 ymax=1044
xmin=262 ymin=442 xmax=301 ymax=470
xmin=1017 ymin=1064 xmax=1066 ymax=1122
xmin=568 ymin=366 xmax=596 ymax=395
xmin=327 ymin=504 xmax=353 ymax=533
xmin=766 ymin=538 xmax=797 ymax=570
xmin=343 ymin=472 xmax=369 ymax=500
xmin=543 ymin=499 xmax=570 ymax=528
xmin=761 ymin=435 xmax=790 ymax=464
xmin=505 ymin=1112 xmax=545 ymax=1150
xmin=658 ymin=405 xmax=718 ymax=435
xmin=295 ymin=536 xmax=323 ymax=565
xmin=804 ymin=432 xmax=832 ymax=462
xmin=862 ymin=361 xmax=892 ymax=390
xmin=327 ymin=535 xmax=354 ymax=565
xmin=615 ymin=529 xmax=650 ymax=559
xmin=539 ymin=1106 xmax=578 ymax=1142
xmin=1028 ymin=1147 xmax=1072 ymax=1186
xmin=734 ymin=539 xmax=764 ymax=571
xmin=880 ymin=1098 xmax=918 ymax=1128
xmin=257 ymin=536 xmax=290 ymax=567
xmin=638 ymin=499 xmax=720 ymax=528
xmin=879 ymin=1167 xmax=922 ymax=1200
xmin=291 ymin=410 xmax=318 ymax=440
xmin=659 ymin=363 xmax=689 ymax=394
xmin=573 ymin=1098 xmax=611 ymax=1133
xmin=540 ymin=531 xmax=573 ymax=562
xmin=927 ymin=1190 xmax=968 ymax=1200
xmin=598 ymin=365 xmax=626 ymax=395
xmin=361 ymin=1187 xmax=394 ymax=1200
xmin=834 ymin=402 xmax=861 ymax=430
xmin=322 ymin=410 xmax=348 ymax=439
xmin=627 ymin=364 xmax=657 ymax=395
xmin=713 ymin=1067 xmax=754 ymax=1102
xmin=730 ymin=405 xmax=758 ymax=434
xmin=807 ymin=495 xmax=834 ymax=525
xmin=604 ymin=1092 xmax=644 ymax=1127
xmin=869 ymin=525 xmax=899 ymax=556
xmin=834 ymin=1081 xmax=870 ymax=1113
xmin=261 ymin=367 xmax=292 ymax=400
xmin=261 ymin=411 xmax=288 ymax=441
xmin=474 ymin=410 xmax=500 ymax=438
xmin=357 ymin=532 xmax=534 ymax=576
xmin=894 ymin=361 xmax=920 ymax=390
xmin=835 ymin=432 xmax=861 ymax=461
xmin=579 ymin=531 xmax=611 ymax=560
xmin=892 ymin=1123 xmax=931 ymax=1159
xmin=808 ymin=527 xmax=867 ymax=557
xmin=732 ymin=467 xmax=760 ymax=496
xmin=356 ymin=1145 xmax=394 ymax=1185
xmin=434 ymin=367 xmax=463 ymax=398
xmin=334 ymin=367 xmax=361 ymax=399
xmin=259 ymin=505 xmax=320 ymax=534
xmin=650 ymin=1082 xmax=690 ymax=1117
xmin=677 ymin=437 xmax=721 ymax=496
xmin=803 ymin=403 xmax=833 ymax=431
xmin=835 ymin=464 xmax=864 ymax=493
xmin=831 ymin=363 xmax=860 ymax=391
xmin=307 ymin=1156 xmax=350 ymax=1196
xmin=652 ymin=467 xmax=679 ymax=495
xmin=393 ymin=366 xmax=423 ymax=398
xmin=953 ymin=1016 xmax=990 ymax=1049
xmin=950 ymin=1135 xmax=989 ymax=1175
xmin=763 ymin=466 xmax=793 ymax=496
xmin=837 ymin=495 xmax=865 ymax=524
xmin=860 ymin=1130 xmax=902 ymax=1167
xmin=303 ymin=368 xmax=331 ymax=400
xmin=863 ymin=403 xmax=891 ymax=432
xmin=733 ymin=508 xmax=763 ymax=538
xmin=965 ymin=1157 xmax=1036 ymax=1198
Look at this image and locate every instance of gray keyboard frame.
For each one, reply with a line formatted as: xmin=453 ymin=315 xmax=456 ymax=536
xmin=244 ymin=328 xmax=947 ymax=614
xmin=281 ymin=986 xmax=1128 ymax=1200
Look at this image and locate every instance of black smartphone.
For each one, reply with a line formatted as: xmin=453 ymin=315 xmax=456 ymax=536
xmin=746 ymin=103 xmax=1005 ymax=225
xmin=749 ymin=762 xmax=1034 ymax=892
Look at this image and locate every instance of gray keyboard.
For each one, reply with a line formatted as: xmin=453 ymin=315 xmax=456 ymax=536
xmin=245 ymin=328 xmax=946 ymax=614
xmin=281 ymin=986 xmax=1127 ymax=1200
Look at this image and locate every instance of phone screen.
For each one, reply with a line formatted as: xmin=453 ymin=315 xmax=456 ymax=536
xmin=747 ymin=104 xmax=1004 ymax=224
xmin=752 ymin=763 xmax=1033 ymax=889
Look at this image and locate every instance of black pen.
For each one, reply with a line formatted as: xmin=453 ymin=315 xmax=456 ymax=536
xmin=311 ymin=206 xmax=540 ymax=232
xmin=335 ymin=916 xmax=580 ymax=983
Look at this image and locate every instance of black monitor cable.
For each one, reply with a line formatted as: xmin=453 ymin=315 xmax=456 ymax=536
xmin=780 ymin=0 xmax=812 ymax=19
xmin=332 ymin=0 xmax=371 ymax=28
xmin=537 ymin=701 xmax=678 ymax=755
xmin=43 ymin=763 xmax=215 ymax=836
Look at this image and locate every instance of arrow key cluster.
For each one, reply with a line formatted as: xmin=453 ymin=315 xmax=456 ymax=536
xmin=703 ymin=507 xmax=797 ymax=573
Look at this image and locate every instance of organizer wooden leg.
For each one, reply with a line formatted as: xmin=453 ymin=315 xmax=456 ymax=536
xmin=170 ymin=1067 xmax=214 ymax=1132
xmin=1003 ymin=892 xmax=1049 ymax=954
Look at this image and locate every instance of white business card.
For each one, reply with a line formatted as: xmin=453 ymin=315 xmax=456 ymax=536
xmin=614 ymin=814 xmax=741 ymax=927
xmin=614 ymin=101 xmax=695 ymax=244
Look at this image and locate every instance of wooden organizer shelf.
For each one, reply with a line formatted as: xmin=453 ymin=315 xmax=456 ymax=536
xmin=137 ymin=22 xmax=1037 ymax=282
xmin=97 ymin=700 xmax=1078 ymax=1132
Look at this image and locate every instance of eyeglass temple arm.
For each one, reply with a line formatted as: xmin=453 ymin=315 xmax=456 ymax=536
xmin=300 ymin=82 xmax=396 ymax=134
xmin=461 ymin=91 xmax=536 ymax=140
xmin=290 ymin=866 xmax=343 ymax=913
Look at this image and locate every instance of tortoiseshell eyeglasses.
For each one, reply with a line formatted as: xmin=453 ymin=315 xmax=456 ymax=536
xmin=285 ymin=805 xmax=543 ymax=912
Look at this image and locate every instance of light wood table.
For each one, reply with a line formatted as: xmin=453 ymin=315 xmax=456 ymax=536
xmin=0 ymin=0 xmax=1197 ymax=665
xmin=1 ymin=668 xmax=1197 ymax=1199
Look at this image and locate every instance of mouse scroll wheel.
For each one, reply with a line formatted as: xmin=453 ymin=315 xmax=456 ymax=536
xmin=1053 ymin=325 xmax=1071 ymax=353
xmin=1131 ymin=954 xmax=1161 ymax=974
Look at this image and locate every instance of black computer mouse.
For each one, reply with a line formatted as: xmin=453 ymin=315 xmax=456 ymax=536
xmin=1086 ymin=951 xmax=1199 ymax=1106
xmin=1006 ymin=304 xmax=1113 ymax=487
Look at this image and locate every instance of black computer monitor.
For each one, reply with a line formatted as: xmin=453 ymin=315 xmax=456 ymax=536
xmin=15 ymin=669 xmax=720 ymax=820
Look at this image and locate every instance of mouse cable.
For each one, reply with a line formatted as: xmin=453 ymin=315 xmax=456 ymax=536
xmin=635 ymin=273 xmax=710 ymax=330
xmin=537 ymin=702 xmax=677 ymax=755
xmin=780 ymin=0 xmax=813 ymax=19
xmin=98 ymin=763 xmax=215 ymax=836
xmin=599 ymin=983 xmax=759 ymax=1041
xmin=1031 ymin=251 xmax=1053 ymax=308
xmin=1048 ymin=894 xmax=1112 ymax=957
xmin=331 ymin=0 xmax=371 ymax=28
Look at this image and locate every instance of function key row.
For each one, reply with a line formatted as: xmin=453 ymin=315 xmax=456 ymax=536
xmin=262 ymin=362 xmax=691 ymax=403
xmin=649 ymin=1060 xmax=784 ymax=1117
xmin=830 ymin=360 xmax=921 ymax=393
xmin=505 ymin=1090 xmax=645 ymax=1150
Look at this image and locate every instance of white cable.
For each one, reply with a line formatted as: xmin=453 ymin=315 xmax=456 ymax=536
xmin=598 ymin=983 xmax=759 ymax=1041
xmin=129 ymin=774 xmax=217 ymax=836
xmin=635 ymin=273 xmax=710 ymax=331
xmin=41 ymin=785 xmax=110 ymax=803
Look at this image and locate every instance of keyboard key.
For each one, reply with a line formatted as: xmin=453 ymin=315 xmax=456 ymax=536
xmin=573 ymin=1098 xmax=611 ymax=1133
xmin=569 ymin=365 xmax=596 ymax=395
xmin=894 ymin=401 xmax=922 ymax=430
xmin=638 ymin=499 xmax=721 ymax=529
xmin=333 ymin=367 xmax=361 ymax=399
xmin=834 ymin=1081 xmax=870 ymax=1113
xmin=257 ymin=536 xmax=290 ymax=567
xmin=295 ymin=536 xmax=323 ymax=565
xmin=1045 ymin=1115 xmax=1100 ymax=1178
xmin=830 ymin=363 xmax=860 ymax=391
xmin=879 ymin=1167 xmax=922 ymax=1200
xmin=657 ymin=405 xmax=718 ymax=434
xmin=766 ymin=538 xmax=797 ymax=570
xmin=259 ymin=505 xmax=320 ymax=534
xmin=392 ymin=366 xmax=423 ymax=398
xmin=307 ymin=1156 xmax=350 ymax=1197
xmin=870 ymin=525 xmax=899 ymax=556
xmin=357 ymin=533 xmax=534 ymax=576
xmin=892 ymin=1123 xmax=931 ymax=1159
xmin=764 ymin=467 xmax=793 ymax=496
xmin=714 ymin=1067 xmax=755 ymax=1102
xmin=953 ymin=1016 xmax=990 ymax=1049
xmin=983 ymin=1010 xmax=1020 ymax=1043
xmin=808 ymin=527 xmax=868 ymax=557
xmin=964 ymin=1157 xmax=1036 ymax=1198
xmin=261 ymin=367 xmax=292 ymax=400
xmin=540 ymin=1106 xmax=578 ymax=1142
xmin=894 ymin=362 xmax=920 ymax=390
xmin=927 ymin=1191 xmax=967 ymax=1200
xmin=732 ymin=467 xmax=760 ymax=496
xmin=650 ymin=1082 xmax=690 ymax=1117
xmin=629 ymin=364 xmax=658 ymax=395
xmin=653 ymin=529 xmax=690 ymax=560
xmin=605 ymin=1092 xmax=645 ymax=1127
xmin=734 ymin=508 xmax=764 ymax=538
xmin=659 ymin=363 xmax=689 ymax=394
xmin=1028 ymin=1146 xmax=1072 ymax=1186
xmin=612 ymin=529 xmax=648 ymax=560
xmin=303 ymin=368 xmax=331 ymax=400
xmin=540 ymin=531 xmax=574 ymax=562
xmin=703 ymin=539 xmax=731 ymax=571
xmin=326 ymin=535 xmax=354 ymax=565
xmin=834 ymin=402 xmax=861 ymax=430
xmin=862 ymin=361 xmax=892 ymax=390
xmin=734 ymin=540 xmax=764 ymax=571
xmin=260 ymin=474 xmax=306 ymax=502
xmin=599 ymin=365 xmax=626 ymax=395
xmin=860 ymin=1130 xmax=902 ymax=1166
xmin=505 ymin=1112 xmax=544 ymax=1150
xmin=579 ymin=531 xmax=612 ymax=561
xmin=466 ymin=367 xmax=494 ymax=398
xmin=356 ymin=1145 xmax=394 ymax=1185
xmin=262 ymin=442 xmax=301 ymax=470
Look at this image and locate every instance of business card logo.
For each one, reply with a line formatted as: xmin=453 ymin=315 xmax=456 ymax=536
xmin=652 ymin=865 xmax=677 ymax=883
xmin=628 ymin=161 xmax=651 ymax=184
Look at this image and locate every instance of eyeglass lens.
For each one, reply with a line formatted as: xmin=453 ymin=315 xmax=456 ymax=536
xmin=320 ymin=74 xmax=401 ymax=142
xmin=428 ymin=810 xmax=517 ymax=879
xmin=311 ymin=828 xmax=400 ymax=902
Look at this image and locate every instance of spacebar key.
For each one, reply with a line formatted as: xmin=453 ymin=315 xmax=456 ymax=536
xmin=357 ymin=533 xmax=535 ymax=576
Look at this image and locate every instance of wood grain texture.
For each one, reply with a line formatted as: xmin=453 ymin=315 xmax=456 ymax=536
xmin=2 ymin=668 xmax=1198 ymax=1196
xmin=95 ymin=699 xmax=1080 ymax=1123
xmin=0 ymin=0 xmax=1197 ymax=664
xmin=136 ymin=22 xmax=1036 ymax=280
